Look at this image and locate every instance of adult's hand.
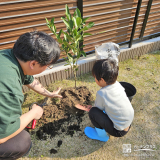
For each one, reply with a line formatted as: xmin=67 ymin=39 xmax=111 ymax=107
xmin=31 ymin=104 xmax=44 ymax=120
xmin=0 ymin=104 xmax=44 ymax=144
xmin=49 ymin=87 xmax=62 ymax=98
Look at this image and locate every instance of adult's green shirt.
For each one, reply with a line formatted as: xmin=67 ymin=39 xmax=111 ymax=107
xmin=0 ymin=49 xmax=34 ymax=139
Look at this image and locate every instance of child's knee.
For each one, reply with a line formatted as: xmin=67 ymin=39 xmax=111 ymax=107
xmin=89 ymin=107 xmax=99 ymax=117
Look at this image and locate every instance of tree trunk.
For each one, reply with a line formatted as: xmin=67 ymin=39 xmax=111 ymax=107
xmin=74 ymin=70 xmax=77 ymax=88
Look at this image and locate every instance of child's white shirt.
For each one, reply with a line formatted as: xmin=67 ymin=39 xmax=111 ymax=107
xmin=94 ymin=81 xmax=134 ymax=131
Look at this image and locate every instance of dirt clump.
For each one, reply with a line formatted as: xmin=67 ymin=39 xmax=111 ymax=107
xmin=34 ymin=86 xmax=93 ymax=140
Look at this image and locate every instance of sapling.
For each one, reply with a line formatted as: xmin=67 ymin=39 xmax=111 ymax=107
xmin=46 ymin=5 xmax=94 ymax=88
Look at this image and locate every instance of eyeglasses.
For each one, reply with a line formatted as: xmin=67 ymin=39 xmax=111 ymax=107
xmin=47 ymin=65 xmax=52 ymax=70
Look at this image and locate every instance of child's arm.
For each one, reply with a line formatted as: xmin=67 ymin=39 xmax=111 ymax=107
xmin=75 ymin=104 xmax=92 ymax=112
xmin=75 ymin=92 xmax=105 ymax=112
xmin=26 ymin=78 xmax=62 ymax=98
xmin=94 ymin=91 xmax=105 ymax=111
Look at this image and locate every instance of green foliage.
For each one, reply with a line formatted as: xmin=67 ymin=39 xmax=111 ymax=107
xmin=46 ymin=5 xmax=94 ymax=87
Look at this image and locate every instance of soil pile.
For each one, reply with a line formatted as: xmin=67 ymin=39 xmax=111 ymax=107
xmin=33 ymin=86 xmax=94 ymax=140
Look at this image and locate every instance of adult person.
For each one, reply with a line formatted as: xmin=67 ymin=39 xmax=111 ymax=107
xmin=0 ymin=31 xmax=62 ymax=160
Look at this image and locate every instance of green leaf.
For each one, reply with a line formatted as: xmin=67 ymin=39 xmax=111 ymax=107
xmin=62 ymin=44 xmax=65 ymax=49
xmin=73 ymin=29 xmax=77 ymax=36
xmin=80 ymin=26 xmax=88 ymax=32
xmin=76 ymin=53 xmax=80 ymax=59
xmin=61 ymin=17 xmax=70 ymax=28
xmin=67 ymin=28 xmax=70 ymax=34
xmin=45 ymin=18 xmax=52 ymax=30
xmin=45 ymin=17 xmax=49 ymax=25
xmin=82 ymin=17 xmax=90 ymax=23
xmin=73 ymin=17 xmax=82 ymax=29
xmin=81 ymin=51 xmax=86 ymax=57
xmin=68 ymin=54 xmax=73 ymax=63
xmin=58 ymin=29 xmax=63 ymax=38
xmin=68 ymin=53 xmax=73 ymax=58
xmin=75 ymin=8 xmax=81 ymax=18
xmin=64 ymin=34 xmax=67 ymax=41
xmin=75 ymin=34 xmax=81 ymax=41
xmin=63 ymin=41 xmax=74 ymax=50
xmin=83 ymin=32 xmax=92 ymax=36
xmin=73 ymin=10 xmax=76 ymax=17
xmin=87 ymin=22 xmax=94 ymax=29
xmin=63 ymin=32 xmax=72 ymax=42
xmin=57 ymin=38 xmax=63 ymax=44
xmin=69 ymin=20 xmax=73 ymax=30
xmin=80 ymin=44 xmax=85 ymax=48
xmin=51 ymin=17 xmax=54 ymax=25
xmin=51 ymin=25 xmax=56 ymax=33
xmin=65 ymin=5 xmax=71 ymax=20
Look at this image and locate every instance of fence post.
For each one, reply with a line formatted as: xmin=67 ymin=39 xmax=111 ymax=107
xmin=77 ymin=0 xmax=83 ymax=18
xmin=139 ymin=0 xmax=153 ymax=39
xmin=129 ymin=0 xmax=142 ymax=48
xmin=77 ymin=0 xmax=83 ymax=51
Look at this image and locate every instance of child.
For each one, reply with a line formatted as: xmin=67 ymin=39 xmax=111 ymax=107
xmin=84 ymin=58 xmax=134 ymax=142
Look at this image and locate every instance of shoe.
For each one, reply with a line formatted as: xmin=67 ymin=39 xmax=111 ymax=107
xmin=95 ymin=127 xmax=108 ymax=137
xmin=84 ymin=127 xmax=109 ymax=142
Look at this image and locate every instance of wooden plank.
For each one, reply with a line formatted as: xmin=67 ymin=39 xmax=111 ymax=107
xmin=39 ymin=76 xmax=46 ymax=87
xmin=45 ymin=74 xmax=51 ymax=86
xmin=49 ymin=73 xmax=54 ymax=83
xmin=0 ymin=1 xmax=76 ymax=12
xmin=56 ymin=70 xmax=61 ymax=81
xmin=77 ymin=65 xmax=81 ymax=76
xmin=52 ymin=72 xmax=57 ymax=82
xmin=61 ymin=69 xmax=66 ymax=80
xmin=65 ymin=68 xmax=69 ymax=79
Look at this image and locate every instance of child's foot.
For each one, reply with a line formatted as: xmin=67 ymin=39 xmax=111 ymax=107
xmin=84 ymin=127 xmax=109 ymax=142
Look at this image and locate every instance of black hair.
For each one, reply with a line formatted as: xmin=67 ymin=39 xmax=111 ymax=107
xmin=92 ymin=58 xmax=119 ymax=85
xmin=13 ymin=31 xmax=60 ymax=66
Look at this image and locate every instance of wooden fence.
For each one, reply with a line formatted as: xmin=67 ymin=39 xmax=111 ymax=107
xmin=0 ymin=0 xmax=160 ymax=53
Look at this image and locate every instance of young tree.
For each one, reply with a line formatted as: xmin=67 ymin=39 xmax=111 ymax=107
xmin=46 ymin=5 xmax=94 ymax=88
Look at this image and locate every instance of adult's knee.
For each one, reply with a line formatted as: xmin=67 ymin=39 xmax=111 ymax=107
xmin=0 ymin=130 xmax=31 ymax=160
xmin=18 ymin=130 xmax=32 ymax=155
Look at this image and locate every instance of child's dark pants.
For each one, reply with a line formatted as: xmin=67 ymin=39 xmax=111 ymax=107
xmin=89 ymin=107 xmax=131 ymax=137
xmin=0 ymin=130 xmax=32 ymax=160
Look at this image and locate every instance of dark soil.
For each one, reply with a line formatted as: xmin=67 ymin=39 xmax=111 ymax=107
xmin=50 ymin=149 xmax=58 ymax=154
xmin=28 ymin=86 xmax=93 ymax=141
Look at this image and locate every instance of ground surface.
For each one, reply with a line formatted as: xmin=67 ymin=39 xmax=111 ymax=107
xmin=21 ymin=51 xmax=160 ymax=160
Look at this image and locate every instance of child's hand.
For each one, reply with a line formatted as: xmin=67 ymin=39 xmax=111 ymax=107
xmin=50 ymin=87 xmax=62 ymax=98
xmin=75 ymin=104 xmax=92 ymax=112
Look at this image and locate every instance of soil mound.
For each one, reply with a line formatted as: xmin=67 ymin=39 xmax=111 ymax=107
xmin=31 ymin=86 xmax=94 ymax=140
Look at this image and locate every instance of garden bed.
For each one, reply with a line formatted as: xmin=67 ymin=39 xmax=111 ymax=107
xmin=22 ymin=51 xmax=160 ymax=160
